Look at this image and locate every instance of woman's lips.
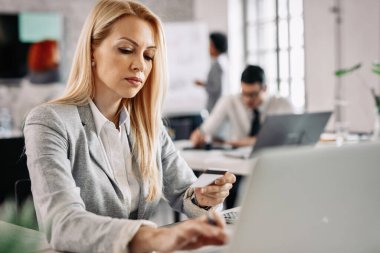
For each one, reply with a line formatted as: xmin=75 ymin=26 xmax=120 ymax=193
xmin=125 ymin=77 xmax=142 ymax=86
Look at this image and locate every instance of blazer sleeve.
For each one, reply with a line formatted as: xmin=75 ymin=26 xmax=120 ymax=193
xmin=24 ymin=105 xmax=154 ymax=253
xmin=159 ymin=123 xmax=221 ymax=218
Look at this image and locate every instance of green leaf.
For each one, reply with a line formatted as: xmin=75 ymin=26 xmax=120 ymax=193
xmin=335 ymin=63 xmax=362 ymax=77
xmin=335 ymin=69 xmax=347 ymax=77
xmin=372 ymin=69 xmax=380 ymax=76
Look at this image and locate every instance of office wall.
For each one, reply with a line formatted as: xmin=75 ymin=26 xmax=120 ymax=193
xmin=194 ymin=0 xmax=243 ymax=93
xmin=0 ymin=0 xmax=93 ymax=82
xmin=304 ymin=0 xmax=380 ymax=133
xmin=194 ymin=0 xmax=228 ymax=33
xmin=3 ymin=0 xmax=378 ymax=131
xmin=0 ymin=0 xmax=194 ymax=82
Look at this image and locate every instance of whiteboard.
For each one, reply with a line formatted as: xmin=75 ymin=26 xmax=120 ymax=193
xmin=163 ymin=22 xmax=210 ymax=116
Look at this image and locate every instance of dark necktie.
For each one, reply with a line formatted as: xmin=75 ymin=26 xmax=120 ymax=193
xmin=249 ymin=109 xmax=261 ymax=136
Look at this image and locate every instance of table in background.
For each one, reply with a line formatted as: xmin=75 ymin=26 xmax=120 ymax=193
xmin=175 ymin=140 xmax=255 ymax=176
xmin=175 ymin=140 xmax=255 ymax=209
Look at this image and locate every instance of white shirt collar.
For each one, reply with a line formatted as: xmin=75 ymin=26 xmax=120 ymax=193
xmin=88 ymin=99 xmax=131 ymax=135
xmin=258 ymin=93 xmax=272 ymax=113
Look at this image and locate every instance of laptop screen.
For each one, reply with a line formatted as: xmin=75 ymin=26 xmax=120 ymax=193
xmin=250 ymin=111 xmax=332 ymax=155
xmin=227 ymin=142 xmax=380 ymax=253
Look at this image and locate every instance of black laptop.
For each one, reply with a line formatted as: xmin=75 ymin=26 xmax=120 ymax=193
xmin=224 ymin=111 xmax=332 ymax=159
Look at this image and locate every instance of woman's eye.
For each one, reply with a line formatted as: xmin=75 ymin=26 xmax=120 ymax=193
xmin=118 ymin=48 xmax=133 ymax=54
xmin=144 ymin=55 xmax=154 ymax=61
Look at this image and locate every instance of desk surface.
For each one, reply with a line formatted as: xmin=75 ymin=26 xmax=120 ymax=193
xmin=175 ymin=140 xmax=255 ymax=176
xmin=175 ymin=136 xmax=372 ymax=176
xmin=0 ymin=219 xmax=233 ymax=253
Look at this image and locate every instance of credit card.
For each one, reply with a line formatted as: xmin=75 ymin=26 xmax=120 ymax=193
xmin=191 ymin=169 xmax=228 ymax=188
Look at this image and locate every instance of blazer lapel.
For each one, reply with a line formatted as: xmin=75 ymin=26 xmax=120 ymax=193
xmin=76 ymin=104 xmax=121 ymax=191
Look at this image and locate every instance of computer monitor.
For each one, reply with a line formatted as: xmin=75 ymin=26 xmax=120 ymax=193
xmin=224 ymin=111 xmax=332 ymax=159
xmin=227 ymin=142 xmax=380 ymax=253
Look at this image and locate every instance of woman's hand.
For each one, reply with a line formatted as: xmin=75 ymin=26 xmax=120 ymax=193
xmin=129 ymin=211 xmax=228 ymax=253
xmin=194 ymin=172 xmax=236 ymax=207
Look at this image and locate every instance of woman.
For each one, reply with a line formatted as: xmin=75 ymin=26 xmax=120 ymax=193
xmin=23 ymin=0 xmax=236 ymax=252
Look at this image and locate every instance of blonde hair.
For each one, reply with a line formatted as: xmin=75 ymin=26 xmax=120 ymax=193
xmin=53 ymin=0 xmax=167 ymax=200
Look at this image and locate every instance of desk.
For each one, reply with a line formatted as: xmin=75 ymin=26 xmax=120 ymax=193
xmin=175 ymin=140 xmax=255 ymax=176
xmin=0 ymin=220 xmax=234 ymax=253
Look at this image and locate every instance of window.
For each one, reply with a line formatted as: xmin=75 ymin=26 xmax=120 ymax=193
xmin=243 ymin=0 xmax=305 ymax=110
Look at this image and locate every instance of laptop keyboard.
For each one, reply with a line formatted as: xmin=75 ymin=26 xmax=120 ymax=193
xmin=223 ymin=210 xmax=239 ymax=224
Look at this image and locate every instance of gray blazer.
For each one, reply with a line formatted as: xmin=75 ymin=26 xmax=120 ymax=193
xmin=24 ymin=103 xmax=206 ymax=253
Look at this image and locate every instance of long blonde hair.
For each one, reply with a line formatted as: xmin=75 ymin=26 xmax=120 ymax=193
xmin=53 ymin=0 xmax=168 ymax=200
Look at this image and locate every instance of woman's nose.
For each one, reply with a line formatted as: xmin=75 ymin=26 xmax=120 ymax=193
xmin=131 ymin=54 xmax=145 ymax=72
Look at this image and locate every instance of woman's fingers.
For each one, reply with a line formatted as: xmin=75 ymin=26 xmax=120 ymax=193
xmin=215 ymin=172 xmax=236 ymax=185
xmin=209 ymin=211 xmax=226 ymax=229
xmin=195 ymin=184 xmax=231 ymax=198
xmin=193 ymin=172 xmax=237 ymax=206
xmin=201 ymin=183 xmax=233 ymax=193
xmin=194 ymin=188 xmax=230 ymax=206
xmin=172 ymin=215 xmax=228 ymax=250
xmin=131 ymin=218 xmax=228 ymax=253
xmin=195 ymin=193 xmax=228 ymax=206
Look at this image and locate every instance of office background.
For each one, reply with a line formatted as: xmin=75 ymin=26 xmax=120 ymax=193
xmin=0 ymin=0 xmax=379 ymax=132
xmin=0 ymin=1 xmax=379 ymax=250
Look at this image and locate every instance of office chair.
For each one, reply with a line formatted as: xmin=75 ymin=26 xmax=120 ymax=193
xmin=14 ymin=178 xmax=32 ymax=210
xmin=14 ymin=178 xmax=38 ymax=230
xmin=13 ymin=152 xmax=38 ymax=230
xmin=164 ymin=114 xmax=203 ymax=140
xmin=0 ymin=137 xmax=27 ymax=204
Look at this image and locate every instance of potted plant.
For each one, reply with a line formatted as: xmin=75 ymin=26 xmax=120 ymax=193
xmin=371 ymin=63 xmax=380 ymax=114
xmin=335 ymin=62 xmax=380 ymax=139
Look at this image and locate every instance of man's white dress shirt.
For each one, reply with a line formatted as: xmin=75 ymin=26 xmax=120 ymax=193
xmin=201 ymin=94 xmax=295 ymax=141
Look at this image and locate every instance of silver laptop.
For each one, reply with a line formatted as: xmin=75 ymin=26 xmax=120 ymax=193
xmin=224 ymin=111 xmax=332 ymax=159
xmin=225 ymin=142 xmax=380 ymax=253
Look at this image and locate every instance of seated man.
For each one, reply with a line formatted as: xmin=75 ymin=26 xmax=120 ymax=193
xmin=191 ymin=65 xmax=294 ymax=148
xmin=191 ymin=65 xmax=294 ymax=209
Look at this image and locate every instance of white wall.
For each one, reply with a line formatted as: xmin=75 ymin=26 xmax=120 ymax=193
xmin=304 ymin=0 xmax=380 ymax=133
xmin=194 ymin=0 xmax=242 ymax=94
xmin=194 ymin=0 xmax=228 ymax=33
xmin=228 ymin=0 xmax=245 ymax=94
